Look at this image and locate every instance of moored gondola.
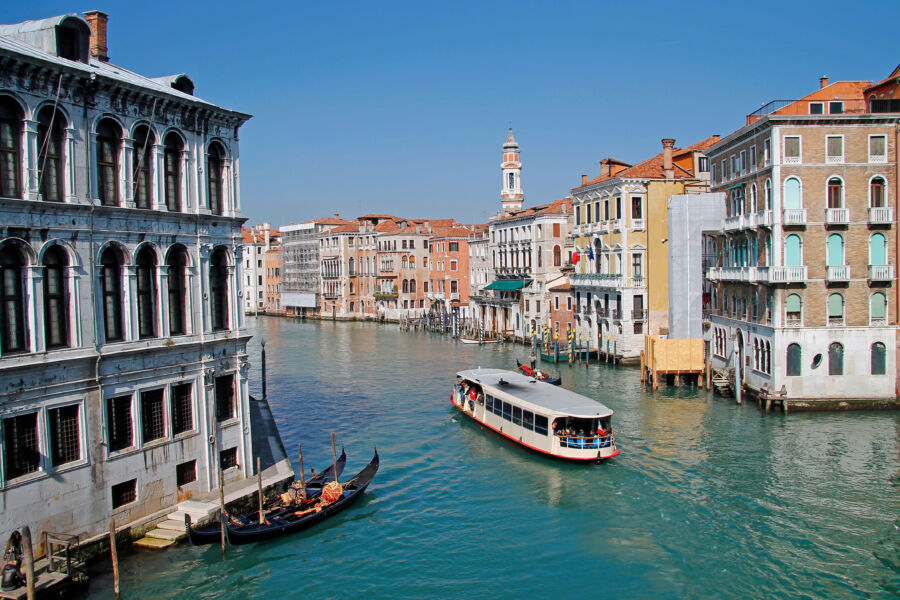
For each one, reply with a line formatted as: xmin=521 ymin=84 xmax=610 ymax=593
xmin=186 ymin=448 xmax=347 ymax=545
xmin=225 ymin=449 xmax=379 ymax=546
xmin=515 ymin=360 xmax=562 ymax=385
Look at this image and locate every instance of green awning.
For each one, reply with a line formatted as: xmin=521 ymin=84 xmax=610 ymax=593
xmin=484 ymin=279 xmax=530 ymax=291
xmin=726 ymin=183 xmax=744 ymax=190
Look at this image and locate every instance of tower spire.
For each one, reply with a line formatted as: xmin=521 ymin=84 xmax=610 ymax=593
xmin=501 ymin=127 xmax=523 ymax=214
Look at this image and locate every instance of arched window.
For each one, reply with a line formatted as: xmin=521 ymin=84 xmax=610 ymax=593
xmin=207 ymin=143 xmax=225 ymax=215
xmin=409 ymin=256 xmax=415 ymax=268
xmin=0 ymin=97 xmax=23 ymax=199
xmin=786 ymin=293 xmax=802 ymax=325
xmin=37 ymin=106 xmax=65 ymax=202
xmin=828 ymin=342 xmax=844 ymax=375
xmin=537 ymin=248 xmax=542 ymax=267
xmin=870 ymin=233 xmax=886 ymax=265
xmin=826 ymin=233 xmax=844 ymax=266
xmin=210 ymin=249 xmax=229 ymax=331
xmin=827 ymin=293 xmax=844 ymax=326
xmin=870 ymin=176 xmax=886 ymax=208
xmin=136 ymin=247 xmax=157 ymax=338
xmin=100 ymin=246 xmax=124 ymax=341
xmin=409 ymin=279 xmax=416 ymax=293
xmin=43 ymin=245 xmax=69 ymax=348
xmin=749 ymin=183 xmax=758 ymax=212
xmin=784 ymin=177 xmax=801 ymax=209
xmin=401 ymin=279 xmax=409 ymax=293
xmin=786 ymin=343 xmax=801 ymax=376
xmin=348 ymin=257 xmax=355 ymax=276
xmin=871 ymin=342 xmax=886 ymax=375
xmin=97 ymin=119 xmax=121 ymax=206
xmin=553 ymin=245 xmax=561 ymax=267
xmin=827 ymin=177 xmax=843 ymax=208
xmin=764 ymin=179 xmax=772 ymax=210
xmin=0 ymin=244 xmax=27 ymax=353
xmin=166 ymin=246 xmax=187 ymax=335
xmin=164 ymin=133 xmax=183 ymax=211
xmin=401 ymin=256 xmax=408 ymax=269
xmin=785 ymin=234 xmax=802 ymax=266
xmin=132 ymin=125 xmax=153 ymax=209
xmin=870 ymin=292 xmax=887 ymax=325
xmin=765 ymin=341 xmax=771 ymax=374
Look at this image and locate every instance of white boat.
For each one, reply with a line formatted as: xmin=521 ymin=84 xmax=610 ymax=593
xmin=452 ymin=368 xmax=618 ymax=462
xmin=460 ymin=336 xmax=501 ymax=345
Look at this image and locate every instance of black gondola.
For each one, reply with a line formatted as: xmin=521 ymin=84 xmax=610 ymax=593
xmin=225 ymin=448 xmax=379 ymax=546
xmin=516 ymin=360 xmax=562 ymax=385
xmin=186 ymin=448 xmax=347 ymax=545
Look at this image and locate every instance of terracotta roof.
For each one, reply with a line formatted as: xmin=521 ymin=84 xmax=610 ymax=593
xmin=864 ymin=64 xmax=900 ymax=94
xmin=329 ymin=224 xmax=361 ymax=233
xmin=498 ymin=197 xmax=572 ymax=221
xmin=549 ymin=284 xmax=573 ymax=292
xmin=794 ymin=81 xmax=870 ymax=103
xmin=573 ymin=136 xmax=718 ymax=190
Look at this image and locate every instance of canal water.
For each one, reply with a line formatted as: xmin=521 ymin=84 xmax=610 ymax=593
xmin=84 ymin=317 xmax=899 ymax=599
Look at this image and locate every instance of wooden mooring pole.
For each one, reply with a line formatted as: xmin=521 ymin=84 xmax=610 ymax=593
xmin=218 ymin=469 xmax=226 ymax=558
xmin=257 ymin=457 xmax=264 ymax=524
xmin=22 ymin=525 xmax=35 ymax=600
xmin=331 ymin=433 xmax=339 ymax=486
xmin=298 ymin=443 xmax=307 ymax=500
xmin=107 ymin=520 xmax=119 ymax=600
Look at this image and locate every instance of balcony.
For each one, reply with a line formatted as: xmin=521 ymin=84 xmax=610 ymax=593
xmin=742 ymin=213 xmax=757 ymax=229
xmin=611 ymin=309 xmax=622 ymax=321
xmin=450 ymin=293 xmax=460 ymax=301
xmin=826 ymin=265 xmax=851 ymax=282
xmin=611 ymin=219 xmax=624 ymax=232
xmin=783 ymin=208 xmax=807 ymax=225
xmin=869 ymin=264 xmax=894 ymax=281
xmin=724 ymin=215 xmax=742 ymax=232
xmin=825 ymin=208 xmax=849 ymax=225
xmin=600 ymin=221 xmax=611 ymax=234
xmin=374 ymin=291 xmax=399 ymax=300
xmin=632 ymin=309 xmax=647 ymax=321
xmin=869 ymin=207 xmax=893 ymax=225
xmin=632 ymin=218 xmax=645 ymax=231
xmin=756 ymin=210 xmax=773 ymax=228
xmin=705 ymin=267 xmax=719 ymax=281
xmin=767 ymin=266 xmax=808 ymax=283
xmin=597 ymin=308 xmax=609 ymax=318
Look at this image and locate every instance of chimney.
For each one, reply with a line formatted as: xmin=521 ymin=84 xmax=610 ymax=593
xmin=662 ymin=138 xmax=675 ymax=179
xmin=581 ymin=174 xmax=587 ymax=186
xmin=333 ymin=213 xmax=339 ymax=219
xmin=84 ymin=11 xmax=109 ymax=62
xmin=819 ymin=76 xmax=829 ymax=89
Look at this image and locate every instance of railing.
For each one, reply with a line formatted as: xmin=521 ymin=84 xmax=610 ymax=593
xmin=825 ymin=208 xmax=849 ymax=225
xmin=611 ymin=219 xmax=624 ymax=232
xmin=869 ymin=264 xmax=893 ymax=281
xmin=374 ymin=292 xmax=399 ymax=300
xmin=827 ymin=316 xmax=844 ymax=327
xmin=869 ymin=207 xmax=893 ymax=224
xmin=555 ymin=434 xmax=614 ymax=449
xmin=632 ymin=309 xmax=647 ymax=321
xmin=724 ymin=215 xmax=742 ymax=231
xmin=597 ymin=308 xmax=609 ymax=318
xmin=601 ymin=221 xmax=611 ymax=234
xmin=632 ymin=218 xmax=645 ymax=231
xmin=611 ymin=309 xmax=622 ymax=320
xmin=826 ymin=265 xmax=850 ymax=282
xmin=869 ymin=152 xmax=888 ymax=164
xmin=783 ymin=208 xmax=807 ymax=225
xmin=743 ymin=213 xmax=758 ymax=229
xmin=450 ymin=293 xmax=460 ymax=300
xmin=785 ymin=315 xmax=803 ymax=328
xmin=768 ymin=266 xmax=807 ymax=283
xmin=756 ymin=210 xmax=773 ymax=227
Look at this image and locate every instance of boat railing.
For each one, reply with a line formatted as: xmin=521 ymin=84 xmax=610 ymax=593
xmin=555 ymin=433 xmax=614 ymax=449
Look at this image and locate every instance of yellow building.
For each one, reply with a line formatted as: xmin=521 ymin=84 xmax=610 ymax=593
xmin=569 ymin=137 xmax=717 ymax=360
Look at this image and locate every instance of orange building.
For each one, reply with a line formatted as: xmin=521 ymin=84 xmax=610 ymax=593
xmin=428 ymin=225 xmax=485 ymax=320
xmin=263 ymin=246 xmax=283 ymax=314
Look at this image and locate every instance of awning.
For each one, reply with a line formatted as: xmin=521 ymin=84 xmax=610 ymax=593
xmin=726 ymin=183 xmax=744 ymax=190
xmin=484 ymin=279 xmax=531 ymax=291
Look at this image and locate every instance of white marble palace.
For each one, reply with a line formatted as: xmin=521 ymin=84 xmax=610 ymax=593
xmin=0 ymin=12 xmax=254 ymax=542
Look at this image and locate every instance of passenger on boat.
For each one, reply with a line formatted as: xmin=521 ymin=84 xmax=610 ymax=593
xmin=468 ymin=388 xmax=477 ymax=402
xmin=1 ymin=531 xmax=24 ymax=592
xmin=529 ymin=351 xmax=536 ymax=371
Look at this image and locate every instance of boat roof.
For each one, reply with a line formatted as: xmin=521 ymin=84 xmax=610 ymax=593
xmin=457 ymin=368 xmax=613 ymax=419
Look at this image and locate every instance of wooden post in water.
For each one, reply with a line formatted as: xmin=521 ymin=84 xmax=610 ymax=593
xmin=107 ymin=520 xmax=119 ymax=600
xmin=330 ymin=433 xmax=339 ymax=486
xmin=640 ymin=351 xmax=645 ymax=383
xmin=257 ymin=457 xmax=265 ymax=524
xmin=298 ymin=443 xmax=307 ymax=500
xmin=218 ymin=469 xmax=226 ymax=558
xmin=22 ymin=525 xmax=35 ymax=600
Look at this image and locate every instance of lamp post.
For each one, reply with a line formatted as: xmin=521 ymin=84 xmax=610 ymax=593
xmin=260 ymin=338 xmax=267 ymax=400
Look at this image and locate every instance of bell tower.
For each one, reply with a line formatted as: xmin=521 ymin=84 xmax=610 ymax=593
xmin=500 ymin=127 xmax=523 ymax=214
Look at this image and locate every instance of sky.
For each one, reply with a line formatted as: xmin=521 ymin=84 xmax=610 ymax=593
xmin=8 ymin=1 xmax=900 ymax=227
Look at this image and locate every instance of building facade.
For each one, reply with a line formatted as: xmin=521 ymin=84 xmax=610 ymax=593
xmin=280 ymin=217 xmax=349 ymax=317
xmin=704 ymin=78 xmax=900 ymax=403
xmin=0 ymin=12 xmax=254 ymax=543
xmin=241 ymin=223 xmax=279 ymax=315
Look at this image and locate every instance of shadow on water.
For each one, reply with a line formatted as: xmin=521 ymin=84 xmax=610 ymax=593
xmin=78 ymin=317 xmax=900 ymax=600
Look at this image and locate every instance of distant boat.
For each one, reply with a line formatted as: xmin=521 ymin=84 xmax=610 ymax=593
xmin=515 ymin=360 xmax=562 ymax=385
xmin=452 ymin=368 xmax=618 ymax=462
xmin=460 ymin=336 xmax=501 ymax=345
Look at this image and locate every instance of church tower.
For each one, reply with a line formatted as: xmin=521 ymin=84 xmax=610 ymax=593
xmin=500 ymin=127 xmax=523 ymax=214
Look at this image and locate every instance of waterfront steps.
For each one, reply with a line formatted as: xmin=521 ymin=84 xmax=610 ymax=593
xmin=134 ymin=500 xmax=218 ymax=549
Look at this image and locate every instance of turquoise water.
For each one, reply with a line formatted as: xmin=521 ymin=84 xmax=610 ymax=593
xmin=83 ymin=317 xmax=899 ymax=599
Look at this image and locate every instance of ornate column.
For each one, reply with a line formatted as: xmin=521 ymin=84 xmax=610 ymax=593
xmin=122 ymin=136 xmax=135 ymax=208
xmin=23 ymin=119 xmax=40 ymax=200
xmin=157 ymin=264 xmax=170 ymax=337
xmin=203 ymin=367 xmax=217 ymax=490
xmin=152 ymin=142 xmax=165 ymax=211
xmin=234 ymin=246 xmax=245 ymax=330
xmin=238 ymin=356 xmax=252 ymax=477
xmin=123 ymin=263 xmax=138 ymax=341
xmin=198 ymin=244 xmax=211 ymax=334
xmin=180 ymin=150 xmax=191 ymax=211
xmin=64 ymin=126 xmax=77 ymax=203
xmin=67 ymin=265 xmax=83 ymax=347
xmin=89 ymin=129 xmax=99 ymax=203
xmin=223 ymin=157 xmax=234 ymax=217
xmin=25 ymin=265 xmax=44 ymax=353
xmin=227 ymin=263 xmax=237 ymax=331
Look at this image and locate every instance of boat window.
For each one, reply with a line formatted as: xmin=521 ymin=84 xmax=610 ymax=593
xmin=485 ymin=395 xmax=493 ymax=412
xmin=523 ymin=411 xmax=534 ymax=431
xmin=512 ymin=406 xmax=522 ymax=426
xmin=534 ymin=415 xmax=548 ymax=436
xmin=501 ymin=401 xmax=511 ymax=421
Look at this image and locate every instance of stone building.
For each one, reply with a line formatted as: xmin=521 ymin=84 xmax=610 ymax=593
xmin=427 ymin=225 xmax=484 ymax=321
xmin=240 ymin=223 xmax=279 ymax=315
xmin=569 ymin=137 xmax=716 ymax=361
xmin=280 ymin=217 xmax=350 ymax=317
xmin=704 ymin=75 xmax=900 ymax=405
xmin=0 ymin=12 xmax=254 ymax=543
xmin=263 ymin=245 xmax=283 ymax=314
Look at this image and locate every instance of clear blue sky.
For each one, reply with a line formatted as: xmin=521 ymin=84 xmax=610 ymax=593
xmin=9 ymin=1 xmax=900 ymax=226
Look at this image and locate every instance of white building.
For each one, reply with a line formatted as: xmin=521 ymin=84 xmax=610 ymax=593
xmin=0 ymin=12 xmax=255 ymax=543
xmin=241 ymin=223 xmax=279 ymax=315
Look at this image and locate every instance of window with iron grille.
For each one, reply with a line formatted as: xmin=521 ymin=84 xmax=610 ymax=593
xmin=3 ymin=413 xmax=39 ymax=479
xmin=215 ymin=374 xmax=234 ymax=422
xmin=171 ymin=383 xmax=193 ymax=435
xmin=111 ymin=479 xmax=136 ymax=509
xmin=49 ymin=404 xmax=80 ymax=467
xmin=220 ymin=447 xmax=238 ymax=470
xmin=141 ymin=389 xmax=165 ymax=444
xmin=107 ymin=395 xmax=132 ymax=452
xmin=176 ymin=460 xmax=196 ymax=486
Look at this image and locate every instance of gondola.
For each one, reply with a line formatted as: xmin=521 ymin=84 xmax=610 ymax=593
xmin=186 ymin=448 xmax=347 ymax=545
xmin=225 ymin=448 xmax=379 ymax=546
xmin=516 ymin=360 xmax=562 ymax=385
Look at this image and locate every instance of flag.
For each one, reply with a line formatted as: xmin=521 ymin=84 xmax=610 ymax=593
xmin=587 ymin=246 xmax=595 ymax=260
xmin=572 ymin=250 xmax=579 ymax=264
